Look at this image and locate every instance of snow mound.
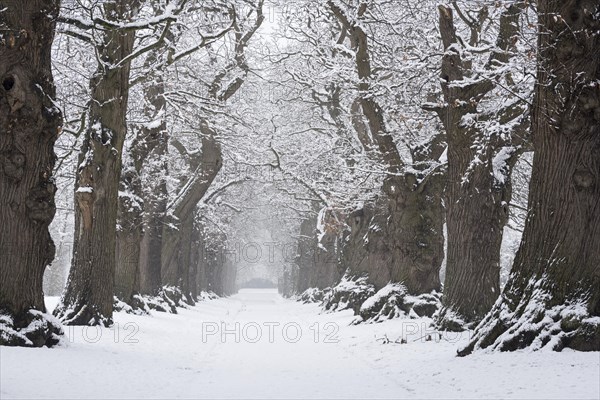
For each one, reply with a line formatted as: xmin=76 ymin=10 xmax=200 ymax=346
xmin=322 ymin=273 xmax=375 ymax=314
xmin=298 ymin=287 xmax=326 ymax=304
xmin=357 ymin=283 xmax=442 ymax=324
xmin=198 ymin=291 xmax=220 ymax=301
xmin=0 ymin=309 xmax=63 ymax=347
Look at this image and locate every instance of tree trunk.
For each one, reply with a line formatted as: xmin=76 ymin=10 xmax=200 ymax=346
xmin=54 ymin=1 xmax=137 ymax=326
xmin=115 ymin=161 xmax=142 ymax=302
xmin=164 ymin=215 xmax=195 ymax=304
xmin=188 ymin=219 xmax=201 ymax=301
xmin=385 ymin=171 xmax=445 ymax=294
xmin=122 ymin=59 xmax=169 ymax=298
xmin=295 ymin=217 xmax=316 ymax=294
xmin=139 ymin=185 xmax=167 ymax=295
xmin=439 ymin=139 xmax=508 ymax=326
xmin=460 ymin=0 xmax=600 ymax=353
xmin=195 ymin=223 xmax=209 ymax=293
xmin=329 ymin=1 xmax=445 ymax=296
xmin=0 ymin=0 xmax=63 ymax=347
xmin=428 ymin=4 xmax=528 ymax=329
xmin=161 ymin=128 xmax=222 ymax=282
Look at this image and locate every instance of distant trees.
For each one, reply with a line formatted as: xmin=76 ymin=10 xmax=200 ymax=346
xmin=0 ymin=0 xmax=63 ymax=346
xmin=461 ymin=0 xmax=600 ymax=353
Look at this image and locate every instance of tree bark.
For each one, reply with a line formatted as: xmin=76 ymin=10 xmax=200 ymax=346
xmin=0 ymin=0 xmax=63 ymax=347
xmin=115 ymin=161 xmax=142 ymax=302
xmin=54 ymin=0 xmax=137 ymax=326
xmin=188 ymin=219 xmax=201 ymax=300
xmin=429 ymin=4 xmax=528 ymax=329
xmin=121 ymin=58 xmax=169 ymax=298
xmin=328 ymin=1 xmax=445 ymax=296
xmin=460 ymin=0 xmax=600 ymax=353
xmin=161 ymin=128 xmax=222 ymax=286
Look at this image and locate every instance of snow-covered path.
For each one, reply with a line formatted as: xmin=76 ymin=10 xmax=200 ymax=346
xmin=1 ymin=289 xmax=599 ymax=399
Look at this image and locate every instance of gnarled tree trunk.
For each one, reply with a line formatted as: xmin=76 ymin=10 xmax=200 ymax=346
xmin=0 ymin=0 xmax=63 ymax=347
xmin=427 ymin=3 xmax=529 ymax=329
xmin=55 ymin=0 xmax=137 ymax=326
xmin=329 ymin=1 xmax=445 ymax=296
xmin=460 ymin=0 xmax=600 ymax=354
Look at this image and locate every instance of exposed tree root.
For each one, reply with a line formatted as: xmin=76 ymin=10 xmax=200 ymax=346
xmin=0 ymin=309 xmax=63 ymax=347
xmin=434 ymin=306 xmax=474 ymax=332
xmin=53 ymin=302 xmax=112 ymax=327
xmin=298 ymin=288 xmax=327 ymax=304
xmin=357 ymin=284 xmax=441 ymax=324
xmin=322 ymin=273 xmax=375 ymax=314
xmin=459 ymin=283 xmax=600 ymax=356
xmin=114 ymin=287 xmax=214 ymax=316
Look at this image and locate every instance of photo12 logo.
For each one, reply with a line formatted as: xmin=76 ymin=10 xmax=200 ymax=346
xmin=201 ymin=321 xmax=340 ymax=344
xmin=64 ymin=322 xmax=140 ymax=344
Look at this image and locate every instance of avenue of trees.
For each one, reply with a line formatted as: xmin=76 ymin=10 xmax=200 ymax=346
xmin=0 ymin=0 xmax=598 ymax=352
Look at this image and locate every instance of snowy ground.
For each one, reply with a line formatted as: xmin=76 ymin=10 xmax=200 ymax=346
xmin=1 ymin=289 xmax=598 ymax=399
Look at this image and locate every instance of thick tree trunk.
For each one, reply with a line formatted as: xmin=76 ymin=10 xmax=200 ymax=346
xmin=329 ymin=1 xmax=445 ymax=297
xmin=460 ymin=0 xmax=600 ymax=353
xmin=385 ymin=172 xmax=445 ymax=294
xmin=439 ymin=141 xmax=508 ymax=326
xmin=0 ymin=0 xmax=63 ymax=347
xmin=55 ymin=1 xmax=137 ymax=326
xmin=428 ymin=4 xmax=527 ymax=329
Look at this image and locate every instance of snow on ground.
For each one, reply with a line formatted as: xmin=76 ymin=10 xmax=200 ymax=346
xmin=1 ymin=289 xmax=598 ymax=399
